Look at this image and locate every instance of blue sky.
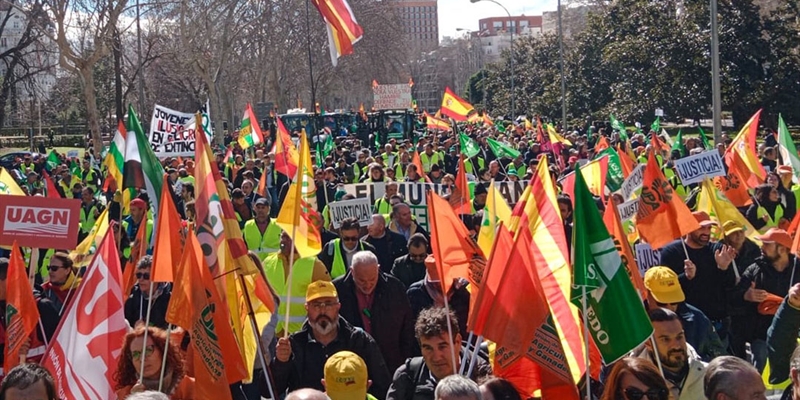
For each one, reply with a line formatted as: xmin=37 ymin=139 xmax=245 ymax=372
xmin=438 ymin=0 xmax=555 ymax=40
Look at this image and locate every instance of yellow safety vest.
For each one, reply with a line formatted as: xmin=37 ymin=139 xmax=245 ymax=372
xmin=243 ymin=219 xmax=282 ymax=260
xmin=756 ymin=205 xmax=784 ymax=233
xmin=121 ymin=219 xmax=154 ymax=259
xmin=79 ymin=201 xmax=100 ymax=233
xmin=262 ymin=253 xmax=315 ymax=334
xmin=178 ymin=175 xmax=195 ymax=186
xmin=464 ymin=158 xmax=485 ymax=175
xmin=374 ymin=197 xmax=392 ymax=215
xmin=331 ymin=239 xmax=365 ymax=279
xmin=420 ymin=153 xmax=441 ymax=173
xmin=82 ymin=168 xmax=98 ymax=191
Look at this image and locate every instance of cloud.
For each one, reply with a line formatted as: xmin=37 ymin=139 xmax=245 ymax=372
xmin=438 ymin=0 xmax=554 ymax=40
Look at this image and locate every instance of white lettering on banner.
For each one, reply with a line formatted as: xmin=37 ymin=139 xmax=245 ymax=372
xmin=329 ymin=198 xmax=373 ymax=229
xmin=5 ymin=206 xmax=70 ymax=235
xmin=617 ymin=199 xmax=639 ymax=222
xmin=149 ymin=104 xmax=213 ymax=158
xmin=673 ymin=150 xmax=725 ymax=185
xmin=373 ymin=84 xmax=413 ymax=110
xmin=619 ymin=164 xmax=645 ymax=200
xmin=634 ymin=243 xmax=661 ymax=277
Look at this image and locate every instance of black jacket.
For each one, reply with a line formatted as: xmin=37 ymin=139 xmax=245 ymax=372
xmin=391 ymin=255 xmax=427 ymax=289
xmin=732 ymin=256 xmax=800 ymax=341
xmin=406 ymin=280 xmax=470 ymax=342
xmin=364 ymin=231 xmax=408 ymax=274
xmin=676 ymin=302 xmax=726 ymax=361
xmin=386 ymin=349 xmax=492 ymax=400
xmin=124 ymin=284 xmax=172 ymax=330
xmin=269 ymin=317 xmax=391 ymax=399
xmin=767 ymin=298 xmax=800 ymax=400
xmin=334 ymin=271 xmax=415 ymax=373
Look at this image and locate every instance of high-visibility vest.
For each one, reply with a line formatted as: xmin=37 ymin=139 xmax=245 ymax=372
xmin=243 ymin=219 xmax=282 ymax=260
xmin=82 ymin=168 xmax=98 ymax=191
xmin=262 ymin=253 xmax=315 ymax=334
xmin=663 ymin=168 xmax=687 ymax=200
xmin=330 ymin=239 xmax=365 ymax=278
xmin=464 ymin=157 xmax=485 ymax=175
xmin=178 ymin=175 xmax=195 ymax=186
xmin=374 ymin=197 xmax=392 ymax=215
xmin=756 ymin=204 xmax=784 ymax=233
xmin=79 ymin=201 xmax=101 ymax=233
xmin=121 ymin=219 xmax=154 ymax=259
xmin=420 ymin=152 xmax=441 ymax=173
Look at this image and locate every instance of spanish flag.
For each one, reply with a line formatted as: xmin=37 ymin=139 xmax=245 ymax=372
xmin=440 ymin=87 xmax=474 ymax=121
xmin=311 ymin=0 xmax=363 ymax=66
xmin=424 ymin=111 xmax=451 ymax=131
xmin=558 ymin=156 xmax=609 ymax=205
xmin=725 ymin=109 xmax=765 ymax=188
xmin=4 ymin=241 xmax=39 ymax=373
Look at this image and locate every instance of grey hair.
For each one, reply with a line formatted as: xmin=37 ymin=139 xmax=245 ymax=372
xmin=434 ymin=374 xmax=482 ymax=400
xmin=125 ymin=391 xmax=170 ymax=400
xmin=286 ymin=388 xmax=331 ymax=400
xmin=351 ymin=251 xmax=379 ymax=270
xmin=704 ymin=355 xmax=760 ymax=399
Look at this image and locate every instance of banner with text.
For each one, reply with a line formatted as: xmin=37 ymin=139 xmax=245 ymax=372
xmin=617 ymin=199 xmax=639 ymax=222
xmin=329 ymin=198 xmax=373 ymax=229
xmin=673 ymin=150 xmax=725 ymax=185
xmin=634 ymin=243 xmax=661 ymax=277
xmin=373 ymin=84 xmax=413 ymax=110
xmin=149 ymin=104 xmax=213 ymax=158
xmin=618 ymin=164 xmax=645 ymax=200
xmin=0 ymin=195 xmax=80 ymax=249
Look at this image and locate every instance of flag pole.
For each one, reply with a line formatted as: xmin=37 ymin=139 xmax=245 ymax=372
xmin=582 ymin=285 xmax=591 ymax=400
xmin=238 ymin=273 xmax=277 ymax=400
xmin=428 ymin=189 xmax=459 ymax=375
xmin=158 ymin=324 xmax=173 ymax=391
xmin=649 ymin=335 xmax=665 ymax=377
xmin=465 ymin=334 xmax=483 ymax=377
xmin=139 ymin=278 xmax=156 ymax=381
xmin=458 ymin=331 xmax=473 ymax=375
xmin=283 ymin=165 xmax=303 ymax=337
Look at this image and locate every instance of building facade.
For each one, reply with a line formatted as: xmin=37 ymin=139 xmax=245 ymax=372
xmin=393 ymin=0 xmax=439 ymax=52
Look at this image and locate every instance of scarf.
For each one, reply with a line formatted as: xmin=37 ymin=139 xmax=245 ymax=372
xmin=140 ymin=367 xmax=179 ymax=395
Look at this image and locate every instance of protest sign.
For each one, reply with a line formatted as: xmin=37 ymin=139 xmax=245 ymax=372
xmin=0 ymin=195 xmax=80 ymax=249
xmin=329 ymin=198 xmax=373 ymax=229
xmin=617 ymin=198 xmax=639 ymax=222
xmin=618 ymin=164 xmax=645 ymax=200
xmin=373 ymin=84 xmax=412 ymax=110
xmin=149 ymin=104 xmax=213 ymax=158
xmin=66 ymin=150 xmax=79 ymax=159
xmin=674 ymin=150 xmax=725 ymax=185
xmin=634 ymin=243 xmax=661 ymax=277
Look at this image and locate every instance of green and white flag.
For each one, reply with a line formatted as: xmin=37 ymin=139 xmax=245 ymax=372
xmin=45 ymin=150 xmax=60 ymax=172
xmin=595 ymin=148 xmax=624 ymax=192
xmin=486 ymin=137 xmax=520 ymax=159
xmin=778 ymin=114 xmax=800 ymax=180
xmin=459 ymin=133 xmax=481 ymax=158
xmin=124 ymin=105 xmax=165 ymax=219
xmin=571 ymin=169 xmax=652 ymax=362
xmin=610 ymin=114 xmax=629 ymax=141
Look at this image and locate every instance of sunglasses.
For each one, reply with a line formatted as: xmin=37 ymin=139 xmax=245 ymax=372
xmin=409 ymin=253 xmax=428 ymax=261
xmin=623 ymin=387 xmax=668 ymax=400
xmin=655 ymin=301 xmax=679 ymax=307
xmin=136 ymin=272 xmax=151 ymax=280
xmin=48 ymin=265 xmax=66 ymax=272
xmin=341 ymin=236 xmax=359 ymax=242
xmin=131 ymin=345 xmax=155 ymax=360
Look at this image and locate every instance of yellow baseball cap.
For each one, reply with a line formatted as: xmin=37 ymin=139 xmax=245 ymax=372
xmin=306 ymin=280 xmax=338 ymax=302
xmin=722 ymin=220 xmax=744 ymax=236
xmin=324 ymin=351 xmax=368 ymax=400
xmin=643 ymin=267 xmax=685 ymax=304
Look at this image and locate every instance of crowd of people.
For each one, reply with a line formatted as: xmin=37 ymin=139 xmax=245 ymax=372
xmin=1 ymin=116 xmax=800 ymax=400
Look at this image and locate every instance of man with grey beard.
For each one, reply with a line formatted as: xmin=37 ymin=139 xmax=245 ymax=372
xmin=268 ymin=280 xmax=392 ymax=399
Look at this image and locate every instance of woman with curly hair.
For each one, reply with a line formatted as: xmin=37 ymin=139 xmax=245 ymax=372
xmin=114 ymin=325 xmax=194 ymax=399
xmin=601 ymin=357 xmax=669 ymax=400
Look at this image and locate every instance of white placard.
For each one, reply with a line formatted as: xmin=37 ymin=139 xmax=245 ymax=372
xmin=617 ymin=198 xmax=639 ymax=222
xmin=373 ymin=84 xmax=413 ymax=110
xmin=634 ymin=243 xmax=661 ymax=277
xmin=673 ymin=150 xmax=725 ymax=185
xmin=148 ymin=104 xmax=213 ymax=158
xmin=328 ymin=197 xmax=373 ymax=229
xmin=619 ymin=164 xmax=646 ymax=200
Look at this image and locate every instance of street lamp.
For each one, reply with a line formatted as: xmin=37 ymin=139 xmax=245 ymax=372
xmin=469 ymin=0 xmax=514 ymax=117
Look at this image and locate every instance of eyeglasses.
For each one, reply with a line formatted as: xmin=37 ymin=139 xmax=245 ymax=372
xmin=308 ymin=301 xmax=339 ymax=310
xmin=342 ymin=236 xmax=359 ymax=242
xmin=136 ymin=272 xmax=151 ymax=280
xmin=623 ymin=387 xmax=669 ymax=400
xmin=131 ymin=345 xmax=155 ymax=360
xmin=409 ymin=253 xmax=428 ymax=261
xmin=48 ymin=264 xmax=66 ymax=272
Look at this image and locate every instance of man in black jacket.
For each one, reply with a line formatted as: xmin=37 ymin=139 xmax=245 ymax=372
xmin=334 ymin=251 xmax=415 ymax=373
xmin=270 ymin=280 xmax=391 ymax=399
xmin=767 ymin=283 xmax=800 ymax=400
xmin=364 ymin=214 xmax=407 ymax=275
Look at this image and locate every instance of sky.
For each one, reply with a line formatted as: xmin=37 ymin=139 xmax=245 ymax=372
xmin=438 ymin=0 xmax=556 ymax=41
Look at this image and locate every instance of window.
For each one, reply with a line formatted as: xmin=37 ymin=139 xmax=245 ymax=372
xmin=0 ymin=38 xmax=6 ymax=47
xmin=493 ymin=21 xmax=502 ymax=29
xmin=481 ymin=22 xmax=487 ymax=30
xmin=520 ymin=20 xmax=528 ymax=27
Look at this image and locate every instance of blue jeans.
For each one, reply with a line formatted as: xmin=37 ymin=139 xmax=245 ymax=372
xmin=751 ymin=339 xmax=768 ymax=373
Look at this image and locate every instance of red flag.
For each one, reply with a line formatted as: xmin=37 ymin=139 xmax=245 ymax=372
xmin=427 ymin=190 xmax=484 ymax=294
xmin=272 ymin=118 xmax=300 ymax=178
xmin=616 ymin=145 xmax=636 ymax=178
xmin=151 ymin=174 xmax=183 ymax=283
xmin=636 ymin=150 xmax=700 ymax=249
xmin=4 ymin=241 xmax=39 ymax=373
xmin=42 ymin=230 xmax=128 ymax=399
xmin=256 ymin=167 xmax=268 ymax=198
xmin=468 ymin=224 xmax=513 ymax=334
xmin=594 ymin=136 xmax=610 ymax=152
xmin=450 ymin=155 xmax=472 ymax=214
xmin=41 ymin=169 xmax=61 ymax=198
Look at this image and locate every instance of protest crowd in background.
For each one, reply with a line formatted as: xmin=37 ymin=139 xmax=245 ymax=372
xmin=2 ymin=96 xmax=800 ymax=400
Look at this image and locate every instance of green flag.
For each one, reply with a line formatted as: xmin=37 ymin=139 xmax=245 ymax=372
xmin=697 ymin=126 xmax=711 ymax=149
xmin=459 ymin=133 xmax=481 ymax=158
xmin=486 ymin=137 xmax=520 ymax=159
xmin=323 ymin=134 xmax=334 ymax=157
xmin=650 ymin=117 xmax=660 ymax=134
xmin=45 ymin=150 xmax=60 ymax=172
xmin=571 ymin=169 xmax=653 ymax=362
xmin=595 ymin=148 xmax=624 ymax=192
xmin=609 ymin=114 xmax=628 ymax=141
xmin=778 ymin=114 xmax=800 ymax=179
xmin=315 ymin=141 xmax=323 ymax=168
xmin=671 ymin=129 xmax=687 ymax=157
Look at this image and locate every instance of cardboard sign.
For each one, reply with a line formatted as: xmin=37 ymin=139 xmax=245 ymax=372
xmin=373 ymin=84 xmax=412 ymax=110
xmin=617 ymin=199 xmax=639 ymax=222
xmin=0 ymin=195 xmax=80 ymax=249
xmin=149 ymin=104 xmax=213 ymax=158
xmin=328 ymin=198 xmax=373 ymax=229
xmin=66 ymin=150 xmax=79 ymax=159
xmin=634 ymin=243 xmax=661 ymax=277
xmin=618 ymin=164 xmax=645 ymax=200
xmin=673 ymin=150 xmax=725 ymax=185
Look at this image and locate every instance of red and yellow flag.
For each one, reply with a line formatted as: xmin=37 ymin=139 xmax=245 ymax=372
xmin=423 ymin=111 xmax=451 ymax=131
xmin=311 ymin=0 xmax=364 ymax=65
xmin=635 ymin=150 xmax=700 ymax=249
xmin=468 ymin=223 xmax=513 ymax=334
xmin=726 ymin=109 xmax=765 ymax=187
xmin=151 ymin=173 xmax=183 ymax=283
xmin=4 ymin=241 xmax=39 ymax=373
xmin=272 ymin=118 xmax=300 ymax=178
xmin=595 ymin=135 xmax=610 ymax=153
xmin=482 ymin=113 xmax=494 ymax=127
xmin=440 ymin=87 xmax=474 ymax=121
xmin=558 ymin=156 xmax=608 ymax=205
xmin=167 ymin=232 xmax=246 ymax=398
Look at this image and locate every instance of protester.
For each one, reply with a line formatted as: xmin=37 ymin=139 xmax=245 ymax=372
xmin=391 ymin=233 xmax=430 ymax=288
xmin=388 ymin=203 xmax=428 ymax=242
xmin=270 ymin=280 xmax=391 ymax=399
xmin=406 ymin=257 xmax=470 ymax=340
xmin=319 ymin=217 xmax=378 ymax=279
xmin=477 ymin=377 xmax=522 ymax=400
xmin=703 ymin=356 xmax=766 ymax=400
xmin=36 ymin=251 xmax=82 ymax=318
xmin=243 ymin=197 xmax=282 ymax=260
xmin=286 ymin=388 xmax=331 ymax=400
xmin=767 ymin=283 xmax=800 ymax=400
xmin=124 ymin=255 xmax=172 ymax=330
xmin=433 ymin=375 xmax=482 ymax=400
xmin=334 ymin=251 xmax=415 ymax=373
xmin=322 ymin=351 xmax=377 ymax=400
xmin=600 ymin=357 xmax=669 ymax=400
xmin=114 ymin=325 xmax=194 ymax=399
xmin=364 ymin=214 xmax=408 ymax=274
xmin=0 ymin=364 xmax=58 ymax=400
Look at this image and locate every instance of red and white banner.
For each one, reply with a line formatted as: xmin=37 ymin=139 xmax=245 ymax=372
xmin=42 ymin=230 xmax=128 ymax=400
xmin=0 ymin=195 xmax=80 ymax=249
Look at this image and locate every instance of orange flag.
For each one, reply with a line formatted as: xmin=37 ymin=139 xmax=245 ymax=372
xmin=427 ymin=190 xmax=484 ymax=294
xmin=152 ymin=174 xmax=183 ymax=283
xmin=603 ymin=198 xmax=647 ymax=299
xmin=4 ymin=241 xmax=40 ymax=373
xmin=636 ymin=150 xmax=700 ymax=249
xmin=272 ymin=118 xmax=300 ymax=178
xmin=122 ymin=218 xmax=149 ymax=297
xmin=594 ymin=135 xmax=610 ymax=152
xmin=411 ymin=151 xmax=431 ymax=183
xmin=166 ymin=231 xmax=248 ymax=398
xmin=726 ymin=109 xmax=765 ymax=188
xmin=616 ymin=144 xmax=636 ymax=178
xmin=716 ymin=150 xmax=754 ymax=208
xmin=467 ymin=224 xmax=513 ymax=334
xmin=449 ymin=155 xmax=472 ymax=214
xmin=256 ymin=167 xmax=268 ymax=198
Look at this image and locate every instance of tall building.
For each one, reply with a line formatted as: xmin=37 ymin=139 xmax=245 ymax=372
xmin=393 ymin=0 xmax=439 ymax=51
xmin=476 ymin=15 xmax=542 ymax=63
